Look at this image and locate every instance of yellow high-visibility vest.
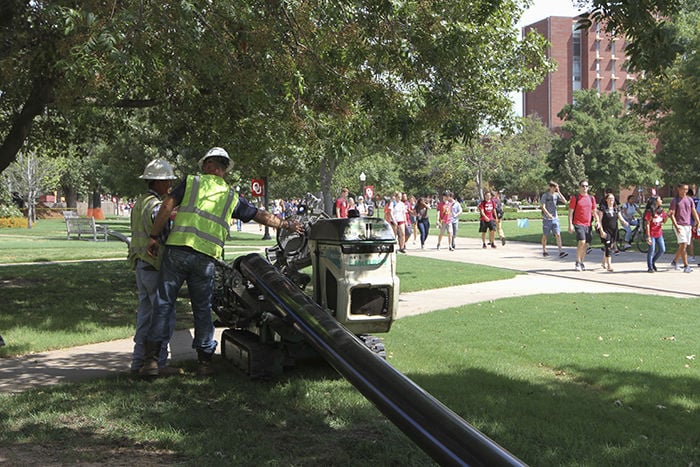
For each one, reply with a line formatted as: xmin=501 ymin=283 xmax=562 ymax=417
xmin=166 ymin=175 xmax=238 ymax=259
xmin=128 ymin=192 xmax=162 ymax=269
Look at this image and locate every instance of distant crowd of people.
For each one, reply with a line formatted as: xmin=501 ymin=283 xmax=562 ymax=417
xmin=330 ymin=180 xmax=700 ymax=274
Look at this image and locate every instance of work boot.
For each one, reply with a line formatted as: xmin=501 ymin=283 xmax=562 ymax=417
xmin=139 ymin=341 xmax=162 ymax=377
xmin=158 ymin=366 xmax=184 ymax=377
xmin=196 ymin=349 xmax=216 ymax=377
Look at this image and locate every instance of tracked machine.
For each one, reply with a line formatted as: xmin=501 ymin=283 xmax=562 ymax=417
xmin=212 ymin=194 xmax=399 ymax=378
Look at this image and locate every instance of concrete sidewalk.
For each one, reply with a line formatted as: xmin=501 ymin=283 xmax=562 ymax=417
xmin=1 ymin=222 xmax=697 ymax=393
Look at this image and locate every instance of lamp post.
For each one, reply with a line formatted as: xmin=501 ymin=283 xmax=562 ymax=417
xmin=359 ymin=172 xmax=366 ymax=199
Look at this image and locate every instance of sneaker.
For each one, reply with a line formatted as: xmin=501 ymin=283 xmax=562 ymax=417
xmin=575 ymin=262 xmax=582 ymax=272
xmin=448 ymin=246 xmax=454 ymax=251
xmin=648 ymin=268 xmax=655 ymax=273
xmin=559 ymin=251 xmax=568 ymax=258
xmin=491 ymin=243 xmax=497 ymax=249
xmin=482 ymin=243 xmax=487 ymax=249
xmin=501 ymin=237 xmax=506 ymax=246
xmin=674 ymin=262 xmax=681 ymax=271
xmin=653 ymin=264 xmax=658 ymax=272
xmin=586 ymin=246 xmax=592 ymax=254
xmin=437 ymin=245 xmax=441 ymax=250
xmin=689 ymin=256 xmax=697 ymax=263
xmin=581 ymin=262 xmax=586 ymax=271
xmin=543 ymin=251 xmax=550 ymax=257
xmin=683 ymin=266 xmax=693 ymax=273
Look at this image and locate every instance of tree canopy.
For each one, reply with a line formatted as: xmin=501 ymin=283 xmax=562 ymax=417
xmin=549 ymin=90 xmax=660 ymax=193
xmin=1 ymin=0 xmax=553 ymax=207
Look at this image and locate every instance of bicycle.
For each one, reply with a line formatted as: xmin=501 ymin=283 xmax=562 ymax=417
xmin=619 ymin=220 xmax=649 ymax=253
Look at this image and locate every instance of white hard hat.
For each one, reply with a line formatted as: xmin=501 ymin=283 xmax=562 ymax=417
xmin=198 ymin=147 xmax=233 ymax=172
xmin=139 ymin=159 xmax=178 ymax=180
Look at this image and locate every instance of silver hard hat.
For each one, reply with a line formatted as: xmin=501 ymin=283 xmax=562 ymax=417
xmin=198 ymin=147 xmax=233 ymax=172
xmin=139 ymin=159 xmax=178 ymax=180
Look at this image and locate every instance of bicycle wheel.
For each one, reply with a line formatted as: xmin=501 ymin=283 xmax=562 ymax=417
xmin=635 ymin=231 xmax=649 ymax=253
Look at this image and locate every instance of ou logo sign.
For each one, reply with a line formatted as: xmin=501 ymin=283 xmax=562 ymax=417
xmin=251 ymin=179 xmax=264 ymax=197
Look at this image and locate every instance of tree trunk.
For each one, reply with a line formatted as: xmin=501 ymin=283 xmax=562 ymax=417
xmin=320 ymin=157 xmax=335 ymax=215
xmin=0 ymin=77 xmax=55 ymax=174
xmin=60 ymin=183 xmax=79 ymax=208
xmin=91 ymin=190 xmax=105 ymax=219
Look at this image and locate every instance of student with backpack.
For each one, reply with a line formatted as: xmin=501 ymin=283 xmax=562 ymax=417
xmin=568 ymin=180 xmax=601 ymax=271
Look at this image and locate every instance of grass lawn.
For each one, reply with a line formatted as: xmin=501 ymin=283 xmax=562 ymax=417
xmin=0 ymin=253 xmax=514 ymax=357
xmin=1 ymin=216 xmax=696 ymax=465
xmin=0 ymin=218 xmax=274 ymax=263
xmin=0 ymin=293 xmax=697 ymax=465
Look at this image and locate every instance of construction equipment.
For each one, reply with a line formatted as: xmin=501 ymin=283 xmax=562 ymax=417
xmin=213 ymin=193 xmax=399 ymax=377
xmin=211 ymin=193 xmax=525 ymax=465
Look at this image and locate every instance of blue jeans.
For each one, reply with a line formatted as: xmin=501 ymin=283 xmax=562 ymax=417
xmin=131 ymin=260 xmax=175 ymax=371
xmin=418 ymin=218 xmax=430 ymax=247
xmin=647 ymin=236 xmax=666 ymax=270
xmin=623 ymin=218 xmax=638 ymax=243
xmin=147 ymin=246 xmax=218 ymax=356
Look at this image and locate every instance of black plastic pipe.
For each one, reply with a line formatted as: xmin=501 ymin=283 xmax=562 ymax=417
xmin=238 ymin=253 xmax=526 ymax=467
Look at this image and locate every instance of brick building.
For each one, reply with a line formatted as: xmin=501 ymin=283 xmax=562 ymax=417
xmin=522 ymin=16 xmax=632 ymax=130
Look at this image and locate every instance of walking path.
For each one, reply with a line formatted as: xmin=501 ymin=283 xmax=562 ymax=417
xmin=1 ymin=222 xmax=698 ymax=393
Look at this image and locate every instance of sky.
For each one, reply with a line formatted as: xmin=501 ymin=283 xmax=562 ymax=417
xmin=517 ymin=0 xmax=586 ymax=28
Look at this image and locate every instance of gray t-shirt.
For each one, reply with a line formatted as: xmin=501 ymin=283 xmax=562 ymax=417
xmin=540 ymin=192 xmax=562 ymax=219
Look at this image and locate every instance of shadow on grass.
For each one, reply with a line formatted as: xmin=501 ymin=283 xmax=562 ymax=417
xmin=0 ymin=262 xmax=192 ymax=357
xmin=407 ymin=366 xmax=699 ymax=466
xmin=0 ymin=359 xmax=432 ymax=465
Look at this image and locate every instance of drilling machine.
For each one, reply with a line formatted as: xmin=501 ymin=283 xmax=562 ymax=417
xmin=212 ymin=194 xmax=400 ymax=378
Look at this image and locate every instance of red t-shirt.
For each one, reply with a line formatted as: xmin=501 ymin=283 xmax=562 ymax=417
xmin=645 ymin=210 xmax=667 ymax=238
xmin=335 ymin=197 xmax=348 ymax=218
xmin=569 ymin=194 xmax=596 ymax=226
xmin=479 ymin=200 xmax=496 ymax=221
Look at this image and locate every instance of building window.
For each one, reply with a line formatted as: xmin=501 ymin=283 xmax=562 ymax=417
xmin=573 ymin=28 xmax=581 ymax=91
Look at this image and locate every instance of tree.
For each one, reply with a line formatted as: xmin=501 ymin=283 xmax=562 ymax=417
xmin=578 ymin=0 xmax=684 ymax=73
xmin=560 ymin=146 xmax=587 ymax=195
xmin=549 ymin=90 xmax=660 ymax=192
xmin=2 ymin=1 xmax=554 ymax=209
xmin=2 ymin=151 xmax=54 ymax=228
xmin=487 ymin=115 xmax=555 ymax=199
xmin=623 ymin=4 xmax=700 ymax=179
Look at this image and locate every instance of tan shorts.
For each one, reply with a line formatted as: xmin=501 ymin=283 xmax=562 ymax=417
xmin=675 ymin=225 xmax=692 ymax=245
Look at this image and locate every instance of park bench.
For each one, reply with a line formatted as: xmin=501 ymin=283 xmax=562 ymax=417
xmin=63 ymin=212 xmax=109 ymax=241
xmin=517 ymin=205 xmax=540 ymax=212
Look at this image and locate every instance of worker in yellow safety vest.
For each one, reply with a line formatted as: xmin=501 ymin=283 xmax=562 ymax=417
xmin=140 ymin=147 xmax=303 ymax=377
xmin=128 ymin=159 xmax=181 ymax=376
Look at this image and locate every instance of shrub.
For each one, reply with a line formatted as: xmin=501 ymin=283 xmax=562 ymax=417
xmin=0 ymin=217 xmax=25 ymax=228
xmin=0 ymin=205 xmax=25 ymax=228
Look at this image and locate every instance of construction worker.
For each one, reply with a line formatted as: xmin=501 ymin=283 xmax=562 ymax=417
xmin=140 ymin=147 xmax=303 ymax=377
xmin=128 ymin=159 xmax=181 ymax=376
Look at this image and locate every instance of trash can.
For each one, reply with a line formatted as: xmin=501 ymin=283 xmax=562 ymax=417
xmin=309 ymin=217 xmax=399 ymax=334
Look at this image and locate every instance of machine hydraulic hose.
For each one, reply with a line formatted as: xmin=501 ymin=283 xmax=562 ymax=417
xmin=237 ymin=253 xmax=526 ymax=467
